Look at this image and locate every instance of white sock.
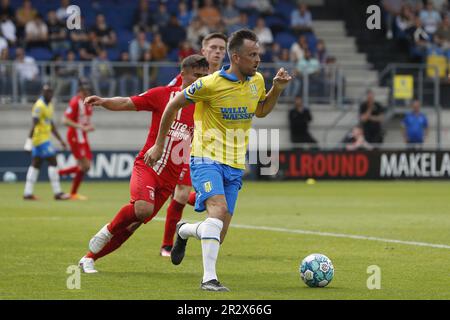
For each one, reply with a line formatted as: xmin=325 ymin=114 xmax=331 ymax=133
xmin=24 ymin=166 xmax=39 ymax=196
xmin=179 ymin=221 xmax=203 ymax=240
xmin=48 ymin=166 xmax=62 ymax=195
xmin=199 ymin=218 xmax=223 ymax=283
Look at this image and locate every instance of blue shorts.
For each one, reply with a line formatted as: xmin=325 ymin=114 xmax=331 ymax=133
xmin=32 ymin=140 xmax=56 ymax=158
xmin=190 ymin=157 xmax=244 ymax=215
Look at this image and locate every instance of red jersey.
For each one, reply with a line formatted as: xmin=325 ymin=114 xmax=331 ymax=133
xmin=167 ymin=73 xmax=182 ymax=87
xmin=130 ymin=86 xmax=194 ymax=183
xmin=65 ymin=95 xmax=93 ymax=144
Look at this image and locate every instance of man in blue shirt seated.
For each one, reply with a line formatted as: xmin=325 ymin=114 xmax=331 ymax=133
xmin=402 ymin=100 xmax=429 ymax=149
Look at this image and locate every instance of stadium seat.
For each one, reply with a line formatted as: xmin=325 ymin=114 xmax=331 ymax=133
xmin=155 ymin=66 xmax=179 ymax=86
xmin=27 ymin=47 xmax=53 ymax=61
xmin=274 ymin=32 xmax=297 ymax=49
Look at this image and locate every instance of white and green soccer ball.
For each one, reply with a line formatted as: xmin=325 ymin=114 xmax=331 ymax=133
xmin=299 ymin=253 xmax=334 ymax=288
xmin=3 ymin=171 xmax=17 ymax=183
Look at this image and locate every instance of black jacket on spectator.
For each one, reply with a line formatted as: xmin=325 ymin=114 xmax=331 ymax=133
xmin=289 ymin=107 xmax=317 ymax=144
xmin=359 ymin=101 xmax=384 ymax=144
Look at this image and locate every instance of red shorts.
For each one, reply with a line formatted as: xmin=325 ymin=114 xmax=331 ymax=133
xmin=177 ymin=163 xmax=192 ymax=186
xmin=69 ymin=138 xmax=92 ymax=160
xmin=129 ymin=159 xmax=176 ymax=224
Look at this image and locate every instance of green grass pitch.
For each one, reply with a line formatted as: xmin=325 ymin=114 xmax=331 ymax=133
xmin=0 ymin=181 xmax=449 ymax=300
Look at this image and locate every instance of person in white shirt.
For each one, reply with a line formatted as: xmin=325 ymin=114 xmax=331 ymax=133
xmin=0 ymin=13 xmax=16 ymax=45
xmin=419 ymin=1 xmax=442 ymax=34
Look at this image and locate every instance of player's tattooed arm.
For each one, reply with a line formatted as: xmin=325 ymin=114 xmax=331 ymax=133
xmin=255 ymin=68 xmax=292 ymax=118
xmin=84 ymin=96 xmax=137 ymax=111
xmin=144 ymin=91 xmax=191 ymax=167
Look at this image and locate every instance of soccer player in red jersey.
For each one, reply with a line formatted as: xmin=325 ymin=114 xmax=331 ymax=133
xmin=160 ymin=33 xmax=228 ymax=257
xmin=59 ymin=79 xmax=94 ymax=200
xmin=78 ymin=55 xmax=209 ymax=273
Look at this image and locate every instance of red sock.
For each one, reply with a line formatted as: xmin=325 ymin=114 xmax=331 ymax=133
xmin=86 ymin=228 xmax=133 ymax=261
xmin=187 ymin=191 xmax=196 ymax=206
xmin=162 ymin=199 xmax=185 ymax=247
xmin=70 ymin=168 xmax=84 ymax=195
xmin=108 ymin=204 xmax=139 ymax=235
xmin=59 ymin=166 xmax=79 ymax=176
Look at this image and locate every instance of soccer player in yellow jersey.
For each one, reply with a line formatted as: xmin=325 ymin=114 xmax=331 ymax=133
xmin=23 ymin=84 xmax=70 ymax=200
xmin=146 ymin=29 xmax=292 ymax=291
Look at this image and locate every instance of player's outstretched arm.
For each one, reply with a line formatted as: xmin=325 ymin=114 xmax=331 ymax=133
xmin=84 ymin=95 xmax=137 ymax=111
xmin=255 ymin=68 xmax=292 ymax=118
xmin=144 ymin=92 xmax=191 ymax=167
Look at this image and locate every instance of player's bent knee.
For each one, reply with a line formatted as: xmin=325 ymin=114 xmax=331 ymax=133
xmin=174 ymin=186 xmax=191 ymax=204
xmin=134 ymin=201 xmax=154 ymax=221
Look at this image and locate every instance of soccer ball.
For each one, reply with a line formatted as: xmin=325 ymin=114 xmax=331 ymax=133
xmin=3 ymin=171 xmax=17 ymax=183
xmin=299 ymin=253 xmax=334 ymax=288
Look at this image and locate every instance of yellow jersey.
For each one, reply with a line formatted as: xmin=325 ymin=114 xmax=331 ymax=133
xmin=31 ymin=97 xmax=54 ymax=146
xmin=184 ymin=65 xmax=266 ymax=169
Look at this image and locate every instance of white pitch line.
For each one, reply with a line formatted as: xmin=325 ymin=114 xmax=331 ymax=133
xmin=152 ymin=217 xmax=450 ymax=250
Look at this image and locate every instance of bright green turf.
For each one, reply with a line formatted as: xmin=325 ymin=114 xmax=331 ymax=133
xmin=0 ymin=181 xmax=449 ymax=300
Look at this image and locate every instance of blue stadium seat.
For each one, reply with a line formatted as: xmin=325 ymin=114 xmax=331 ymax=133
xmin=168 ymin=49 xmax=179 ymax=62
xmin=117 ymin=29 xmax=136 ymax=52
xmin=27 ymin=47 xmax=53 ymax=61
xmin=107 ymin=48 xmax=121 ymax=61
xmin=274 ymin=32 xmax=297 ymax=49
xmin=156 ymin=66 xmax=179 ymax=86
xmin=274 ymin=0 xmax=295 ymax=21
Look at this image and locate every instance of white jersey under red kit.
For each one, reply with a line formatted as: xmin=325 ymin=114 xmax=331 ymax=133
xmin=65 ymin=95 xmax=93 ymax=144
xmin=130 ymin=86 xmax=194 ymax=184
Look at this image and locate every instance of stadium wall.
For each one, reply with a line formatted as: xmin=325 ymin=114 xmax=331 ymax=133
xmin=2 ymin=150 xmax=450 ymax=182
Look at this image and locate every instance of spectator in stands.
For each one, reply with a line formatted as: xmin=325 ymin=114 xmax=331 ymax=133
xmin=117 ymin=51 xmax=139 ymax=97
xmin=16 ymin=0 xmax=37 ymax=39
xmin=54 ymin=50 xmax=79 ymax=99
xmin=178 ymin=40 xmax=196 ymax=61
xmin=152 ymin=2 xmax=170 ymax=32
xmin=0 ymin=29 xmax=7 ymax=55
xmin=133 ymin=0 xmax=152 ymax=33
xmin=315 ymin=39 xmax=328 ymax=64
xmin=56 ymin=0 xmax=70 ymax=22
xmin=343 ymin=125 xmax=373 ymax=151
xmin=149 ymin=33 xmax=168 ymax=85
xmin=402 ymin=99 xmax=429 ymax=149
xmin=150 ymin=33 xmax=168 ymax=61
xmin=0 ymin=13 xmax=15 ymax=45
xmin=276 ymin=48 xmax=300 ymax=97
xmin=430 ymin=0 xmax=448 ymax=12
xmin=408 ymin=16 xmax=432 ymax=61
xmin=296 ymin=49 xmax=320 ymax=77
xmin=420 ymin=1 xmax=442 ymax=34
xmin=198 ymin=0 xmax=221 ymax=31
xmin=395 ymin=4 xmax=415 ymax=40
xmin=0 ymin=47 xmax=9 ymax=99
xmin=129 ymin=30 xmax=150 ymax=62
xmin=187 ymin=17 xmax=210 ymax=51
xmin=235 ymin=0 xmax=273 ymax=17
xmin=178 ymin=1 xmax=193 ymax=28
xmin=359 ymin=90 xmax=385 ymax=144
xmin=382 ymin=0 xmax=403 ymax=39
xmin=290 ymin=3 xmax=313 ymax=36
xmin=289 ymin=95 xmax=318 ymax=147
xmin=91 ymin=49 xmax=115 ymax=97
xmin=435 ymin=15 xmax=450 ymax=48
xmin=0 ymin=0 xmax=15 ymax=20
xmin=47 ymin=10 xmax=69 ymax=53
xmin=253 ymin=17 xmax=273 ymax=52
xmin=226 ymin=11 xmax=249 ymax=35
xmin=290 ymin=35 xmax=308 ymax=63
xmin=91 ymin=14 xmax=117 ymax=48
xmin=222 ymin=0 xmax=240 ymax=28
xmin=25 ymin=14 xmax=48 ymax=49
xmin=78 ymin=31 xmax=102 ymax=61
xmin=69 ymin=16 xmax=89 ymax=51
xmin=14 ymin=47 xmax=40 ymax=100
xmin=161 ymin=15 xmax=187 ymax=51
xmin=296 ymin=49 xmax=321 ymax=97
